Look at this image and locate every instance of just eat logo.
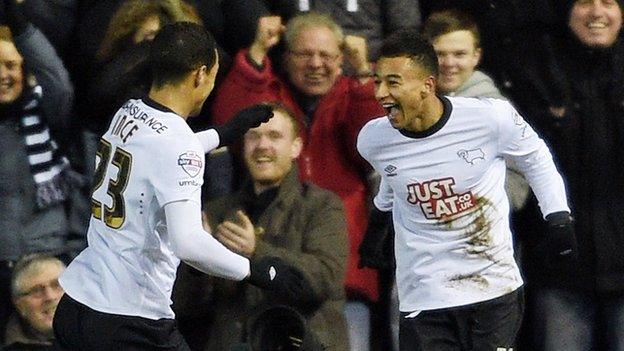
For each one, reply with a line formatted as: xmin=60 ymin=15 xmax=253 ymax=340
xmin=406 ymin=177 xmax=476 ymax=219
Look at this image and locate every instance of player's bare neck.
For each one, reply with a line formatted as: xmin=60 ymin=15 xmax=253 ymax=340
xmin=148 ymin=85 xmax=192 ymax=119
xmin=407 ymin=96 xmax=444 ymax=133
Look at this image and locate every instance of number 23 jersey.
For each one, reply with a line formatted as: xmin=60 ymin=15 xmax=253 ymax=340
xmin=60 ymin=97 xmax=205 ymax=320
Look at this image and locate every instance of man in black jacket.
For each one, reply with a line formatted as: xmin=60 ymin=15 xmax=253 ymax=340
xmin=513 ymin=1 xmax=624 ymax=350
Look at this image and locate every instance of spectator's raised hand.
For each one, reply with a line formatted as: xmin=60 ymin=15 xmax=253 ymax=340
xmin=249 ymin=16 xmax=284 ymax=65
xmin=344 ymin=35 xmax=372 ymax=78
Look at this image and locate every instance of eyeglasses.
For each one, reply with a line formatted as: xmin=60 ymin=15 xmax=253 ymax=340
xmin=18 ymin=279 xmax=62 ymax=298
xmin=288 ymin=50 xmax=341 ymax=64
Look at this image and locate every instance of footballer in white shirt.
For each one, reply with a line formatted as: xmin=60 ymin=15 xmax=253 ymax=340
xmin=53 ymin=22 xmax=308 ymax=350
xmin=357 ymin=31 xmax=576 ymax=351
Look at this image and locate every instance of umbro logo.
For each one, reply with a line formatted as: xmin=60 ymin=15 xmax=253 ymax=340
xmin=384 ymin=164 xmax=397 ymax=177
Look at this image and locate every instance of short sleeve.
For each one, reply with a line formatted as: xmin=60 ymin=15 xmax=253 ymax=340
xmin=152 ymin=135 xmax=205 ymax=206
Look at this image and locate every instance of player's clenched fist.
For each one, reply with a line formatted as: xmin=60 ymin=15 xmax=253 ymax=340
xmin=248 ymin=256 xmax=312 ymax=302
xmin=343 ymin=35 xmax=371 ymax=77
xmin=249 ymin=16 xmax=285 ymax=65
xmin=214 ymin=104 xmax=274 ymax=147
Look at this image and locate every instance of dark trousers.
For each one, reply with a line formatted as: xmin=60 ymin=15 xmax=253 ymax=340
xmin=53 ymin=294 xmax=190 ymax=351
xmin=399 ymin=288 xmax=524 ymax=351
xmin=529 ymin=287 xmax=624 ymax=351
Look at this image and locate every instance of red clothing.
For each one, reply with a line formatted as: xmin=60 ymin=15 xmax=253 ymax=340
xmin=212 ymin=50 xmax=385 ymax=301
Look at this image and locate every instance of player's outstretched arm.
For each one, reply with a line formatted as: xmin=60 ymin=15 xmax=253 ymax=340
xmin=196 ymin=104 xmax=274 ymax=153
xmin=165 ymin=199 xmax=312 ymax=301
xmin=166 ymin=199 xmax=250 ymax=280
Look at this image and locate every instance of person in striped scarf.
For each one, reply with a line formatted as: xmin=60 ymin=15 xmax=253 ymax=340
xmin=0 ymin=0 xmax=86 ymax=342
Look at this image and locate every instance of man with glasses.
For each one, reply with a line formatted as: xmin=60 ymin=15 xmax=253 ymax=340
xmin=4 ymin=254 xmax=65 ymax=350
xmin=211 ymin=12 xmax=385 ymax=351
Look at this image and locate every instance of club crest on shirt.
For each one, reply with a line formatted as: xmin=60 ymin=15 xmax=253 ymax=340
xmin=457 ymin=148 xmax=485 ymax=165
xmin=178 ymin=151 xmax=202 ymax=178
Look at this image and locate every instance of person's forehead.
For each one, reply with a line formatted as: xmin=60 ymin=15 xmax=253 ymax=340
xmin=264 ymin=111 xmax=294 ymax=132
xmin=20 ymin=264 xmax=62 ymax=288
xmin=573 ymin=0 xmax=621 ymax=7
xmin=291 ymin=26 xmax=340 ymax=49
xmin=246 ymin=111 xmax=285 ymax=135
xmin=433 ymin=30 xmax=478 ymax=50
xmin=571 ymin=0 xmax=623 ymax=14
xmin=376 ymin=56 xmax=423 ymax=77
xmin=0 ymin=40 xmax=23 ymax=62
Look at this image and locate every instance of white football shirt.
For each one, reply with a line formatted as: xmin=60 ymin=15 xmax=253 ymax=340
xmin=357 ymin=96 xmax=569 ymax=312
xmin=60 ymin=97 xmax=207 ymax=319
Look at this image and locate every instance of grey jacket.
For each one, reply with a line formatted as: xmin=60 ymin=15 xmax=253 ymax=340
xmin=0 ymin=24 xmax=76 ymax=261
xmin=448 ymin=70 xmax=505 ymax=100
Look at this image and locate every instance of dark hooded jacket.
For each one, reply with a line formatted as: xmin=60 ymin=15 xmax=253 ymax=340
xmin=513 ymin=13 xmax=624 ymax=292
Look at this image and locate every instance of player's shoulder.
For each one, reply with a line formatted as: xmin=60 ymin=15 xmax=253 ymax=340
xmin=359 ymin=115 xmax=391 ymax=136
xmin=447 ymin=96 xmax=515 ymax=124
xmin=357 ymin=116 xmax=391 ymax=151
xmin=111 ymin=98 xmax=192 ymax=142
xmin=447 ymin=96 xmax=512 ymax=110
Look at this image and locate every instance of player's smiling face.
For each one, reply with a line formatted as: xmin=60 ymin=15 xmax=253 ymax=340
xmin=243 ymin=110 xmax=302 ymax=193
xmin=374 ymin=56 xmax=436 ymax=130
xmin=569 ymin=0 xmax=623 ymax=48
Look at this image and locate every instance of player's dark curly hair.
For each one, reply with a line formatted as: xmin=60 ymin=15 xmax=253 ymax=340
xmin=380 ymin=30 xmax=439 ymax=78
xmin=149 ymin=22 xmax=216 ymax=88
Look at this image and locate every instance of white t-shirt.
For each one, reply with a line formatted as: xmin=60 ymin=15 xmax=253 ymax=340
xmin=60 ymin=97 xmax=207 ymax=319
xmin=357 ymin=96 xmax=569 ymax=312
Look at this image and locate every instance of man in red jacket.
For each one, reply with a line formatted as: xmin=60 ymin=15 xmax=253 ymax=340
xmin=211 ymin=12 xmax=385 ymax=351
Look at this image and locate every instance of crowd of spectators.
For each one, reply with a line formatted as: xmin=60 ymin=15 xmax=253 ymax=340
xmin=1 ymin=0 xmax=623 ymax=350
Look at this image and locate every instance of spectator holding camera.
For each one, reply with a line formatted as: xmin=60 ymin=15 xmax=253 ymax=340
xmin=175 ymin=104 xmax=349 ymax=351
xmin=210 ymin=13 xmax=384 ymax=349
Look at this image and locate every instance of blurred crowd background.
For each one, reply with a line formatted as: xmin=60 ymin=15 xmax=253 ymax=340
xmin=1 ymin=0 xmax=623 ymax=350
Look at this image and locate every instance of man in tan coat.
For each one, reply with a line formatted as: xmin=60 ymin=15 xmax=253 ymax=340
xmin=174 ymin=103 xmax=349 ymax=351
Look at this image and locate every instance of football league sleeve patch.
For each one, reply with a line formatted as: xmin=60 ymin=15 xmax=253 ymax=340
xmin=153 ymin=141 xmax=205 ymax=206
